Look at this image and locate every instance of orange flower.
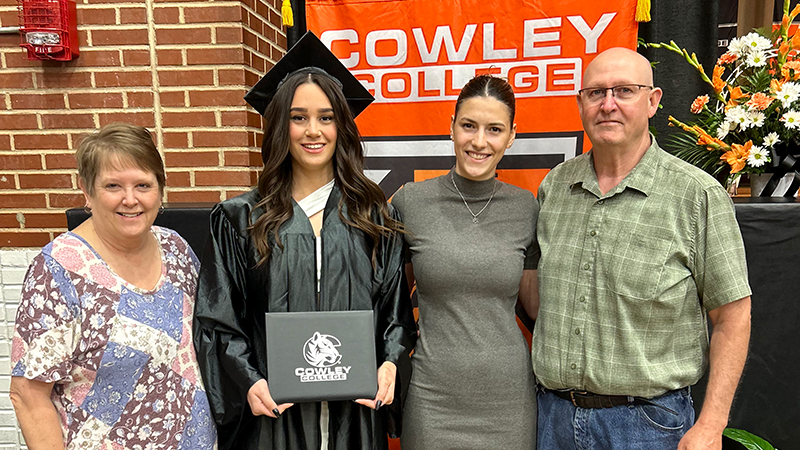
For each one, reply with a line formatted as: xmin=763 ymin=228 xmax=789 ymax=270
xmin=782 ymin=60 xmax=800 ymax=80
xmin=691 ymin=95 xmax=709 ymax=113
xmin=720 ymin=141 xmax=752 ymax=174
xmin=717 ymin=52 xmax=738 ymax=65
xmin=791 ymin=3 xmax=800 ymax=18
xmin=771 ymin=78 xmax=785 ymax=93
xmin=746 ymin=92 xmax=774 ymax=110
xmin=792 ymin=30 xmax=800 ymax=48
xmin=692 ymin=126 xmax=727 ymax=149
xmin=727 ymin=86 xmax=749 ymax=108
xmin=668 ymin=116 xmax=692 ymax=132
xmin=712 ymin=65 xmax=726 ymax=94
xmin=780 ymin=40 xmax=791 ymax=57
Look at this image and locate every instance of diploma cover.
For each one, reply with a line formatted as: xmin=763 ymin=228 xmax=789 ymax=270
xmin=265 ymin=310 xmax=378 ymax=403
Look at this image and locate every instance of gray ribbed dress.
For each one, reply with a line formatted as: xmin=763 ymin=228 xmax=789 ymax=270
xmin=392 ymin=170 xmax=538 ymax=450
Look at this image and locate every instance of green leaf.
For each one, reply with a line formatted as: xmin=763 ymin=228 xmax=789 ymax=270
xmin=741 ymin=68 xmax=773 ymax=93
xmin=723 ymin=428 xmax=775 ymax=450
xmin=663 ymin=131 xmax=730 ymax=186
xmin=752 ymin=25 xmax=776 ymax=41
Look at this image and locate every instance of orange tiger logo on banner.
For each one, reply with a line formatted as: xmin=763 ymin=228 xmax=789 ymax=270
xmin=306 ymin=0 xmax=639 ymax=194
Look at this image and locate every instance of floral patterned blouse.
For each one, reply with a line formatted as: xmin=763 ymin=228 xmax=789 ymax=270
xmin=12 ymin=227 xmax=217 ymax=450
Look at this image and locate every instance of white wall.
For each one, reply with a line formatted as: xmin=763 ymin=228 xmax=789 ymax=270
xmin=0 ymin=249 xmax=39 ymax=450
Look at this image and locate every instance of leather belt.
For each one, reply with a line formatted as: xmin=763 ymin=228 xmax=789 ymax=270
xmin=543 ymin=387 xmax=682 ymax=413
xmin=548 ymin=389 xmax=633 ymax=408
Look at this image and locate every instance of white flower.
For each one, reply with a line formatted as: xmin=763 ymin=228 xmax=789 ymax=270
xmin=32 ymin=293 xmax=45 ymax=309
xmin=747 ymin=146 xmax=770 ymax=167
xmin=748 ymin=110 xmax=766 ymax=128
xmin=741 ymin=32 xmax=772 ymax=53
xmin=134 ymin=384 xmax=147 ymax=400
xmin=746 ymin=50 xmax=767 ymax=67
xmin=725 ymin=105 xmax=749 ymax=129
xmin=113 ymin=344 xmax=128 ymax=359
xmin=41 ymin=315 xmax=56 ymax=329
xmin=163 ymin=413 xmax=176 ymax=431
xmin=763 ymin=132 xmax=780 ymax=147
xmin=54 ymin=303 xmax=68 ymax=318
xmin=781 ymin=110 xmax=800 ymax=129
xmin=728 ymin=36 xmax=747 ymax=56
xmin=137 ymin=425 xmax=152 ymax=440
xmin=89 ymin=314 xmax=105 ymax=328
xmin=716 ymin=121 xmax=733 ymax=139
xmin=776 ymin=82 xmax=800 ymax=108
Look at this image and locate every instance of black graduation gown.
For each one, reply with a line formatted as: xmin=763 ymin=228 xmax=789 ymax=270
xmin=193 ymin=187 xmax=416 ymax=450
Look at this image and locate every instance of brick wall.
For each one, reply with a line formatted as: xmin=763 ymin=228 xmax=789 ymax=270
xmin=0 ymin=0 xmax=286 ymax=249
xmin=0 ymin=0 xmax=286 ymax=447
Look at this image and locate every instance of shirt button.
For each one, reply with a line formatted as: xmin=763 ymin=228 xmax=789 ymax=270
xmin=590 ymin=230 xmax=597 ymax=237
xmin=571 ymin=363 xmax=577 ymax=370
xmin=583 ymin=263 xmax=590 ymax=270
xmin=597 ymin=200 xmax=604 ymax=205
xmin=579 ymin=296 xmax=586 ymax=303
xmin=575 ymin=328 xmax=581 ymax=335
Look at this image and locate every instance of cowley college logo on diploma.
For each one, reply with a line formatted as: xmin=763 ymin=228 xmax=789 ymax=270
xmin=295 ymin=332 xmax=353 ymax=382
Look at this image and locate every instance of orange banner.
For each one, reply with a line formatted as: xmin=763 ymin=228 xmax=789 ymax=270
xmin=307 ymin=0 xmax=639 ymax=194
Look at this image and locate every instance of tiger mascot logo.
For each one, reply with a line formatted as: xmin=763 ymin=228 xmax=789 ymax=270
xmin=303 ymin=332 xmax=343 ymax=368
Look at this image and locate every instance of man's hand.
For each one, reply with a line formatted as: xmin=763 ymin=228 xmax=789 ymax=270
xmin=677 ymin=420 xmax=723 ymax=450
xmin=679 ymin=296 xmax=751 ymax=450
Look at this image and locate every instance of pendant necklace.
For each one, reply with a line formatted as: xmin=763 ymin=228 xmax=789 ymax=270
xmin=451 ymin=171 xmax=497 ymax=224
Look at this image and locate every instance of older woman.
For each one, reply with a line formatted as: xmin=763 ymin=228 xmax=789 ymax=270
xmin=9 ymin=123 xmax=216 ymax=450
xmin=392 ymin=75 xmax=539 ymax=449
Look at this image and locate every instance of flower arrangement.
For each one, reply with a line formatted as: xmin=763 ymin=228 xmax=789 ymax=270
xmin=649 ymin=0 xmax=800 ymax=193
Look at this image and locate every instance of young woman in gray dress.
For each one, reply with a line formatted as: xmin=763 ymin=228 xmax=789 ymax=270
xmin=392 ymin=75 xmax=539 ymax=449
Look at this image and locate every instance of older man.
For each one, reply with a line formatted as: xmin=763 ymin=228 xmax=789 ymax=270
xmin=533 ymin=47 xmax=751 ymax=450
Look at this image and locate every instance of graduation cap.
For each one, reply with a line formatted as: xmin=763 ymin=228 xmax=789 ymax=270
xmin=244 ymin=31 xmax=374 ymax=118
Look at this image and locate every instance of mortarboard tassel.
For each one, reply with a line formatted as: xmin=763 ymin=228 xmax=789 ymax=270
xmin=282 ymin=0 xmax=294 ymax=27
xmin=636 ymin=0 xmax=651 ymax=22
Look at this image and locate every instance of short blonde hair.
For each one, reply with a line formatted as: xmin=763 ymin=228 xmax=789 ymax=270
xmin=76 ymin=123 xmax=165 ymax=196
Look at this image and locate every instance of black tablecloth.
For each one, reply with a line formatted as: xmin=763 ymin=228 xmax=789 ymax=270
xmin=693 ymin=197 xmax=800 ymax=449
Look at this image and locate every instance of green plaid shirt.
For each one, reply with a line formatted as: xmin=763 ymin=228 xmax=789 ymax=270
xmin=533 ymin=138 xmax=751 ymax=398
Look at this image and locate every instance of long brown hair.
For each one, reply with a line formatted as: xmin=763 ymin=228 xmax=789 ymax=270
xmin=250 ymin=68 xmax=402 ymax=265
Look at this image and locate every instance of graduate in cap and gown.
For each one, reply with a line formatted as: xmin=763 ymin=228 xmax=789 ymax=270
xmin=193 ymin=32 xmax=417 ymax=450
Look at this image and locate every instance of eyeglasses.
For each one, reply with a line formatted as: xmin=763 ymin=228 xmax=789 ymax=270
xmin=578 ymin=84 xmax=653 ymax=104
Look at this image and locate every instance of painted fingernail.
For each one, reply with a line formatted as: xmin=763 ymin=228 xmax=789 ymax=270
xmin=273 ymin=408 xmax=281 ymax=417
xmin=376 ymin=400 xmax=382 ymax=410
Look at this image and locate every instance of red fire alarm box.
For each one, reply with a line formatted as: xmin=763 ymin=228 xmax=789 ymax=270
xmin=17 ymin=0 xmax=79 ymax=61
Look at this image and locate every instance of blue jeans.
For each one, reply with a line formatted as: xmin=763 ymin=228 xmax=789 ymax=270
xmin=537 ymin=386 xmax=695 ymax=450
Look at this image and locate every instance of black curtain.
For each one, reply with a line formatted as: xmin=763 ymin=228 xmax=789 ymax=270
xmin=638 ymin=0 xmax=721 ymax=141
xmin=774 ymin=0 xmax=800 ymax=18
xmin=287 ymin=0 xmax=307 ymax=48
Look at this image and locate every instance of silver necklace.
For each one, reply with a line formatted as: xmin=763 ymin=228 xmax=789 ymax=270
xmin=451 ymin=171 xmax=497 ymax=224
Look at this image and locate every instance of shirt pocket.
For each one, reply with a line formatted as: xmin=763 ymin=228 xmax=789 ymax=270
xmin=604 ymin=233 xmax=672 ymax=301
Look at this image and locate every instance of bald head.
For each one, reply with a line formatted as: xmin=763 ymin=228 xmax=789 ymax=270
xmin=577 ymin=47 xmax=662 ymax=154
xmin=583 ymin=47 xmax=654 ymax=88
